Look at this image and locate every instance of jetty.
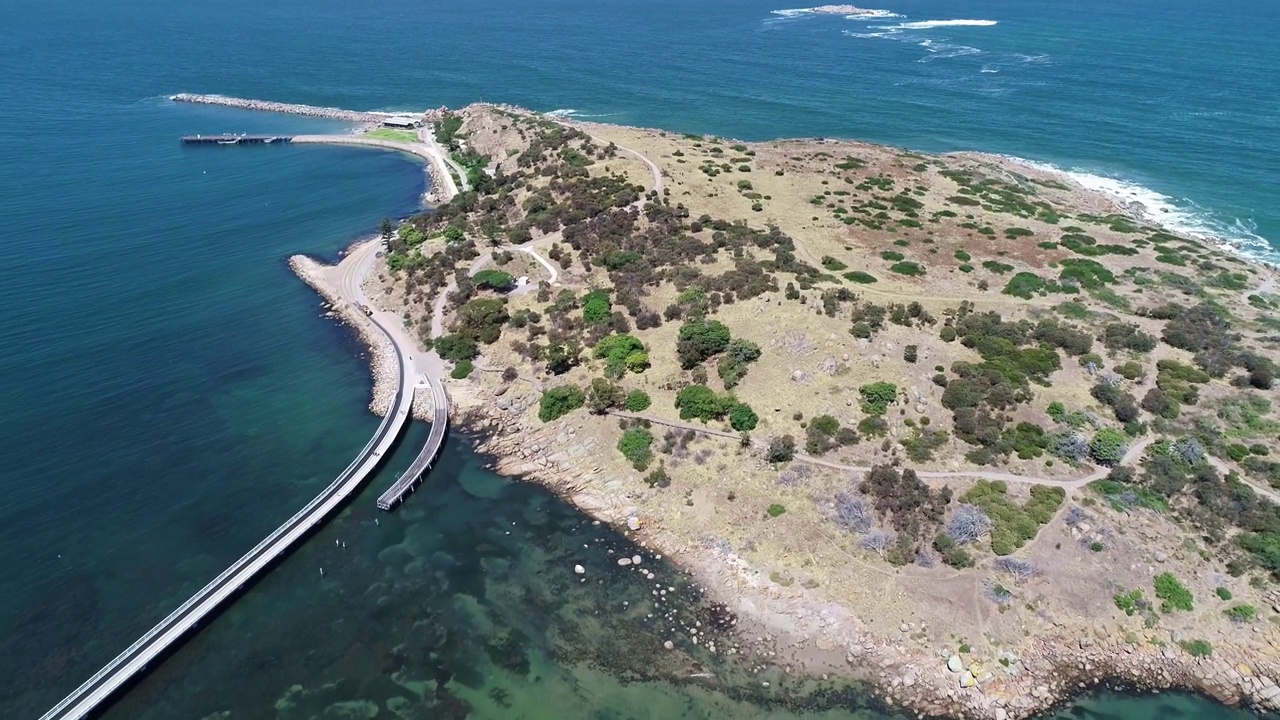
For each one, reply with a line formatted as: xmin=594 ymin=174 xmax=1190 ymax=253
xmin=377 ymin=376 xmax=448 ymax=510
xmin=181 ymin=134 xmax=292 ymax=145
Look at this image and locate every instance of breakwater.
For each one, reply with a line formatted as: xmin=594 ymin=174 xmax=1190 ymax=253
xmin=170 ymin=94 xmax=390 ymax=123
xmin=181 ymin=135 xmax=291 ymax=145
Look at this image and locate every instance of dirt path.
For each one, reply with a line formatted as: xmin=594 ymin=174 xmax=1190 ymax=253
xmin=617 ymin=411 xmax=1185 ymax=492
xmin=432 ymin=133 xmax=663 ymax=338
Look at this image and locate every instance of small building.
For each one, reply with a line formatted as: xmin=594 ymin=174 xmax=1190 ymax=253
xmin=381 ymin=115 xmax=421 ymax=129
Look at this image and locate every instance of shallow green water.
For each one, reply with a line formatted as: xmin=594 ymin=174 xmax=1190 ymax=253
xmin=92 ymin=430 xmax=1271 ymax=720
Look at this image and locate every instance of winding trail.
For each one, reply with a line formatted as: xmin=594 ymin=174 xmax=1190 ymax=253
xmin=615 ymin=411 xmax=1151 ymax=491
xmin=430 ymin=127 xmax=661 ymax=341
xmin=620 ymin=411 xmax=1280 ymax=504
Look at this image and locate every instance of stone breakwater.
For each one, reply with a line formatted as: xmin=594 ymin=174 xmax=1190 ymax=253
xmin=171 ymin=93 xmax=391 ymax=123
xmin=446 ymin=390 xmax=1280 ymax=720
xmin=288 ymin=253 xmax=397 ymax=418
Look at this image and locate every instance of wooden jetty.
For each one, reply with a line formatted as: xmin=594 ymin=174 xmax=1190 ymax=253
xmin=180 ymin=134 xmax=292 ymax=145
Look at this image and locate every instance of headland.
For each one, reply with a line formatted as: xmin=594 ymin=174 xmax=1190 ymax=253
xmin=189 ymin=95 xmax=1280 ymax=719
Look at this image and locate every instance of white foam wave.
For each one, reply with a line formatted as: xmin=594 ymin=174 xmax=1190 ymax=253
xmin=543 ymin=108 xmax=622 ymax=120
xmin=1011 ymin=158 xmax=1276 ymax=262
xmin=924 ymin=46 xmax=982 ymax=60
xmin=874 ymin=19 xmax=998 ymax=30
xmin=771 ymin=6 xmax=898 ymax=19
xmin=981 ymin=64 xmax=1000 ymax=73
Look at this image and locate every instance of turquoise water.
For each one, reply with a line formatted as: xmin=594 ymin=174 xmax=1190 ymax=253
xmin=0 ymin=0 xmax=1276 ymax=717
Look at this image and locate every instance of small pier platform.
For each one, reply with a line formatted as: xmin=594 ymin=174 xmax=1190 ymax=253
xmin=181 ymin=134 xmax=292 ymax=145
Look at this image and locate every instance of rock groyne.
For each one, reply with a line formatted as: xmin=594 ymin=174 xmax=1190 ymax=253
xmin=289 ymin=252 xmax=397 ymax=418
xmin=171 ymin=93 xmax=391 ymax=123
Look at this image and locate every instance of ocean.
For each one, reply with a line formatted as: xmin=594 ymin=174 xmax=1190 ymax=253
xmin=0 ymin=0 xmax=1275 ymax=717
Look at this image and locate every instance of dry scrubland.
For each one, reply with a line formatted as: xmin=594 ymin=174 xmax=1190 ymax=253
xmin=365 ymin=104 xmax=1280 ymax=713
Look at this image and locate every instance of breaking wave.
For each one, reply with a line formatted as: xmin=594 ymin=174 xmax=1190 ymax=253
xmin=1011 ymin=158 xmax=1276 ymax=262
xmin=891 ymin=19 xmax=997 ymax=29
xmin=771 ymin=6 xmax=900 ymax=20
xmin=544 ymin=108 xmax=623 ymax=120
xmin=917 ymin=39 xmax=982 ymax=61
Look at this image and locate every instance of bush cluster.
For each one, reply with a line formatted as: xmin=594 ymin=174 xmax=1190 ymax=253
xmin=961 ymin=480 xmax=1064 ymax=555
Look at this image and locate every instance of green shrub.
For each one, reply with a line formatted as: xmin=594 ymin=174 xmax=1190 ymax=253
xmin=1153 ymin=572 xmax=1193 ymax=612
xmin=1089 ymin=429 xmax=1128 ymax=465
xmin=890 ymin=261 xmax=925 ymax=276
xmin=1059 ymin=258 xmax=1116 ymax=288
xmin=1215 ymin=586 xmax=1233 ymax=601
xmin=729 ymin=402 xmax=759 ymax=431
xmin=880 ymin=250 xmax=905 ymax=262
xmin=625 ymin=389 xmax=651 ymax=412
xmin=1056 ymin=301 xmax=1090 ymax=319
xmin=538 ymin=385 xmax=584 ymax=422
xmin=821 ymin=255 xmax=848 ymax=271
xmin=434 ymin=333 xmax=480 ymax=362
xmin=472 ymin=269 xmax=515 ymax=291
xmin=1004 ymin=227 xmax=1034 ymax=239
xmin=962 ymin=480 xmax=1064 ymax=555
xmin=1114 ymin=589 xmax=1144 ymax=616
xmin=1179 ymin=639 xmax=1212 ymax=658
xmin=450 ymin=359 xmax=474 ymax=379
xmin=1003 ymin=272 xmax=1046 ymax=299
xmin=1114 ymin=361 xmax=1144 ymax=380
xmin=859 ymin=382 xmax=898 ymax=416
xmin=955 ymin=249 xmax=972 ymax=262
xmin=844 ymin=270 xmax=878 ymax=284
xmin=677 ymin=319 xmax=731 ymax=369
xmin=581 ymin=289 xmax=612 ymax=324
xmin=717 ymin=338 xmax=763 ymax=389
xmin=618 ymin=428 xmax=655 ymax=470
xmin=1224 ymin=604 xmax=1256 ymax=623
xmin=594 ymin=333 xmax=647 ymax=378
xmin=675 ymin=385 xmax=732 ymax=422
xmin=767 ymin=503 xmax=786 ymax=518
xmin=1089 ymin=479 xmax=1169 ymax=512
xmin=766 ymin=435 xmax=796 ymax=463
xmin=982 ymin=260 xmax=1014 ymax=274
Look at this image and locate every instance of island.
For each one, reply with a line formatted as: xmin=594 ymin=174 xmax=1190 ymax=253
xmin=196 ymin=96 xmax=1280 ymax=719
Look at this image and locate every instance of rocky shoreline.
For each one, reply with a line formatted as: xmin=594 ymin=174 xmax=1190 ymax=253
xmin=292 ymin=239 xmax=1280 ymax=718
xmin=450 ymin=392 xmax=1280 ymax=720
xmin=288 ymin=252 xmax=397 ymax=417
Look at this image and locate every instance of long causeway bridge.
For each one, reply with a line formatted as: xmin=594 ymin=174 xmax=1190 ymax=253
xmin=41 ymin=275 xmax=450 ymax=720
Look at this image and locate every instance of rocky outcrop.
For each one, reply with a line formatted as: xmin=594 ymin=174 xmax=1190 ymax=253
xmin=446 ymin=386 xmax=1280 ymax=719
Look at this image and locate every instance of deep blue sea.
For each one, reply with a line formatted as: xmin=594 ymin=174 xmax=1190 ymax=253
xmin=1 ymin=0 xmax=1276 ymax=717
